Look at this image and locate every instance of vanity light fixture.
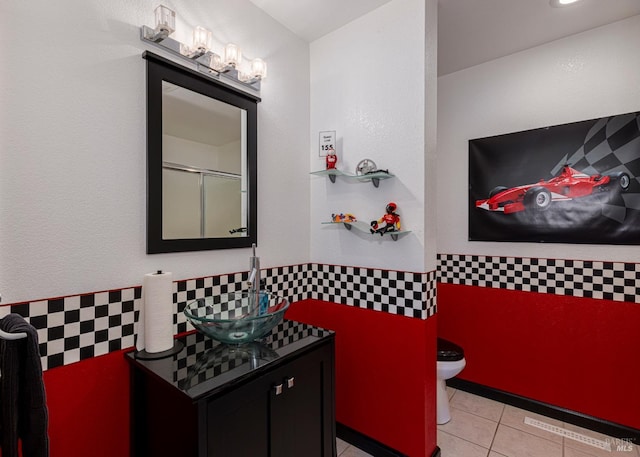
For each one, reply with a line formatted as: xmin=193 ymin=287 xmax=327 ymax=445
xmin=140 ymin=5 xmax=266 ymax=92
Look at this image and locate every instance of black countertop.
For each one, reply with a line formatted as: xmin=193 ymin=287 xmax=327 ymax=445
xmin=126 ymin=319 xmax=334 ymax=401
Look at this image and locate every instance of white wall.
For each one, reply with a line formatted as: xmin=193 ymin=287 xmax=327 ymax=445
xmin=309 ymin=0 xmax=433 ymax=273
xmin=0 ymin=0 xmax=310 ymax=303
xmin=437 ymin=15 xmax=640 ymax=261
xmin=164 ymin=136 xmax=241 ymax=173
xmin=423 ymin=0 xmax=438 ymax=273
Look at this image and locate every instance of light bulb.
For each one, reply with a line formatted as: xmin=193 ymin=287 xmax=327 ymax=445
xmin=209 ymin=53 xmax=224 ymax=71
xmin=192 ymin=26 xmax=211 ymax=52
xmin=251 ymin=58 xmax=267 ymax=80
xmin=224 ymin=43 xmax=242 ymax=68
xmin=549 ymin=0 xmax=581 ymax=7
xmin=154 ymin=5 xmax=175 ymax=35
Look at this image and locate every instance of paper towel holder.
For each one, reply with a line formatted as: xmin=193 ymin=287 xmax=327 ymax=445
xmin=135 ymin=340 xmax=184 ymax=360
xmin=135 ymin=269 xmax=184 ymax=360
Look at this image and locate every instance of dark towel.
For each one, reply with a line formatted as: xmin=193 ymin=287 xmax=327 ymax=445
xmin=0 ymin=314 xmax=49 ymax=457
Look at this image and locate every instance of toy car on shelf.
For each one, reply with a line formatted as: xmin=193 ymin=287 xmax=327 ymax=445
xmin=476 ymin=165 xmax=630 ymax=214
xmin=331 ymin=213 xmax=357 ymax=223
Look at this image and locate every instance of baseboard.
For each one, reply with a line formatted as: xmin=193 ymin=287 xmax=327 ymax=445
xmin=447 ymin=378 xmax=640 ymax=444
xmin=336 ymin=422 xmax=418 ymax=457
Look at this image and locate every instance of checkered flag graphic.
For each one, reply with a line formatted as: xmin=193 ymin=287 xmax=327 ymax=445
xmin=550 ymin=112 xmax=640 ymax=223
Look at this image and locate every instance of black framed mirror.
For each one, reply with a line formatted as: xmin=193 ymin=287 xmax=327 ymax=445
xmin=144 ymin=52 xmax=259 ymax=253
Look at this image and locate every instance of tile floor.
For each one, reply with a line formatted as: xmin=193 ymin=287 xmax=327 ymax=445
xmin=439 ymin=388 xmax=639 ymax=457
xmin=336 ymin=388 xmax=638 ymax=456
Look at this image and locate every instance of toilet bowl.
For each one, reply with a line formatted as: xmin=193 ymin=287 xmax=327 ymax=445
xmin=436 ymin=338 xmax=466 ymax=425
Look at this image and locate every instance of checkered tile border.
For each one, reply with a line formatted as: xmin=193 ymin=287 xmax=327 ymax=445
xmin=438 ymin=254 xmax=640 ymax=303
xmin=0 ymin=263 xmax=432 ymax=371
xmin=0 ymin=289 xmax=140 ymax=371
xmin=308 ymin=264 xmax=437 ymax=319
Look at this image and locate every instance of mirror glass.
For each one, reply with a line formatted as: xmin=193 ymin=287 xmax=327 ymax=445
xmin=145 ymin=52 xmax=258 ymax=253
xmin=162 ymin=81 xmax=247 ymax=239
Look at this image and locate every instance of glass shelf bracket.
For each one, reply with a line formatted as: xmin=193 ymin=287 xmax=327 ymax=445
xmin=311 ymin=169 xmax=394 ymax=188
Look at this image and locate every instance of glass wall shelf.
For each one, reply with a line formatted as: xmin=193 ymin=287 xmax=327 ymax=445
xmin=311 ymin=169 xmax=394 ymax=188
xmin=321 ymin=221 xmax=410 ymax=241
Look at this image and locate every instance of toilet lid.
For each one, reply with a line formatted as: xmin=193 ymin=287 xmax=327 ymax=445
xmin=437 ymin=338 xmax=464 ymax=361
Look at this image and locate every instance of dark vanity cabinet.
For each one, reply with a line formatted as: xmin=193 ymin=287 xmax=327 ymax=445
xmin=127 ymin=320 xmax=336 ymax=457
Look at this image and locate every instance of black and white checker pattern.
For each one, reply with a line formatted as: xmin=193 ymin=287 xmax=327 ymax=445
xmin=174 ymin=266 xmax=309 ymax=335
xmin=551 ymin=112 xmax=640 ymax=223
xmin=438 ymin=254 xmax=640 ymax=303
xmin=308 ymin=264 xmax=436 ymax=319
xmin=265 ymin=320 xmax=323 ymax=349
xmin=0 ymin=288 xmax=140 ymax=370
xmin=173 ymin=320 xmax=327 ymax=390
xmin=424 ymin=270 xmax=437 ymax=318
xmin=0 ymin=262 xmax=434 ymax=371
xmin=266 ymin=264 xmax=309 ymax=304
xmin=174 ymin=272 xmax=247 ymax=336
xmin=175 ymin=332 xmax=253 ymax=389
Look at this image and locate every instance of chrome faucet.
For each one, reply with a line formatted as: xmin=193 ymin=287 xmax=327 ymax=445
xmin=247 ymin=243 xmax=260 ymax=306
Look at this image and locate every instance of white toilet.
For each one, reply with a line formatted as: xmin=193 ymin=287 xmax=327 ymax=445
xmin=436 ymin=338 xmax=466 ymax=425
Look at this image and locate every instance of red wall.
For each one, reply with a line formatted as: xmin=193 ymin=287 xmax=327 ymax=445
xmin=286 ymin=299 xmax=438 ymax=457
xmin=438 ymin=283 xmax=640 ymax=430
xmin=42 ymin=350 xmax=131 ymax=457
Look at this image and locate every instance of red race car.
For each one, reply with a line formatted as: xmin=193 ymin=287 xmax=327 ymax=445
xmin=476 ymin=165 xmax=630 ymax=214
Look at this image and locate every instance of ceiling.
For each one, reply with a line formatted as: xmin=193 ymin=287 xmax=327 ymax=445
xmin=249 ymin=0 xmax=640 ymax=76
xmin=437 ymin=0 xmax=640 ymax=75
xmin=248 ymin=0 xmax=394 ymax=43
xmin=163 ymin=83 xmax=240 ymax=146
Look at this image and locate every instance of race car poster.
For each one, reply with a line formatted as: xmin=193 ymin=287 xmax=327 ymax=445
xmin=469 ymin=111 xmax=640 ymax=244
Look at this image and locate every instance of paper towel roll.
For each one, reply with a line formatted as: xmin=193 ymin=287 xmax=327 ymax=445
xmin=138 ymin=271 xmax=174 ymax=353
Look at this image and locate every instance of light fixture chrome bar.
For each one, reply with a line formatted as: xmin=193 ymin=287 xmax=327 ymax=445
xmin=163 ymin=161 xmax=241 ymax=180
xmin=140 ymin=26 xmax=261 ymax=93
xmin=141 ymin=26 xmax=182 ymax=53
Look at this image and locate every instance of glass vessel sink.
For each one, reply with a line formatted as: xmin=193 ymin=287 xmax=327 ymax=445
xmin=184 ymin=292 xmax=290 ymax=344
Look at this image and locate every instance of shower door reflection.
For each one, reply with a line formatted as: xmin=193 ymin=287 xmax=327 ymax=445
xmin=162 ymin=164 xmax=245 ymax=239
xmin=203 ymin=173 xmax=244 ymax=237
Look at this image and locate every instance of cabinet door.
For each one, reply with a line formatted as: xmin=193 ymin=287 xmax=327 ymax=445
xmin=205 ymin=342 xmax=335 ymax=457
xmin=204 ymin=373 xmax=272 ymax=457
xmin=270 ymin=344 xmax=334 ymax=457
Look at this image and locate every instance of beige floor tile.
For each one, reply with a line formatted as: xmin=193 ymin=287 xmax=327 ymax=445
xmin=447 ymin=386 xmax=457 ymax=399
xmin=337 ymin=438 xmax=349 ymax=455
xmin=488 ymin=452 xmax=509 ymax=457
xmin=564 ymin=446 xmax=606 ymax=457
xmin=500 ymin=405 xmax=563 ymax=443
xmin=438 ymin=407 xmax=498 ymax=448
xmin=562 ymin=422 xmax=640 ymax=457
xmin=491 ymin=424 xmax=563 ymax=457
xmin=438 ymin=430 xmax=489 ymax=457
xmin=450 ymin=390 xmax=505 ymax=422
